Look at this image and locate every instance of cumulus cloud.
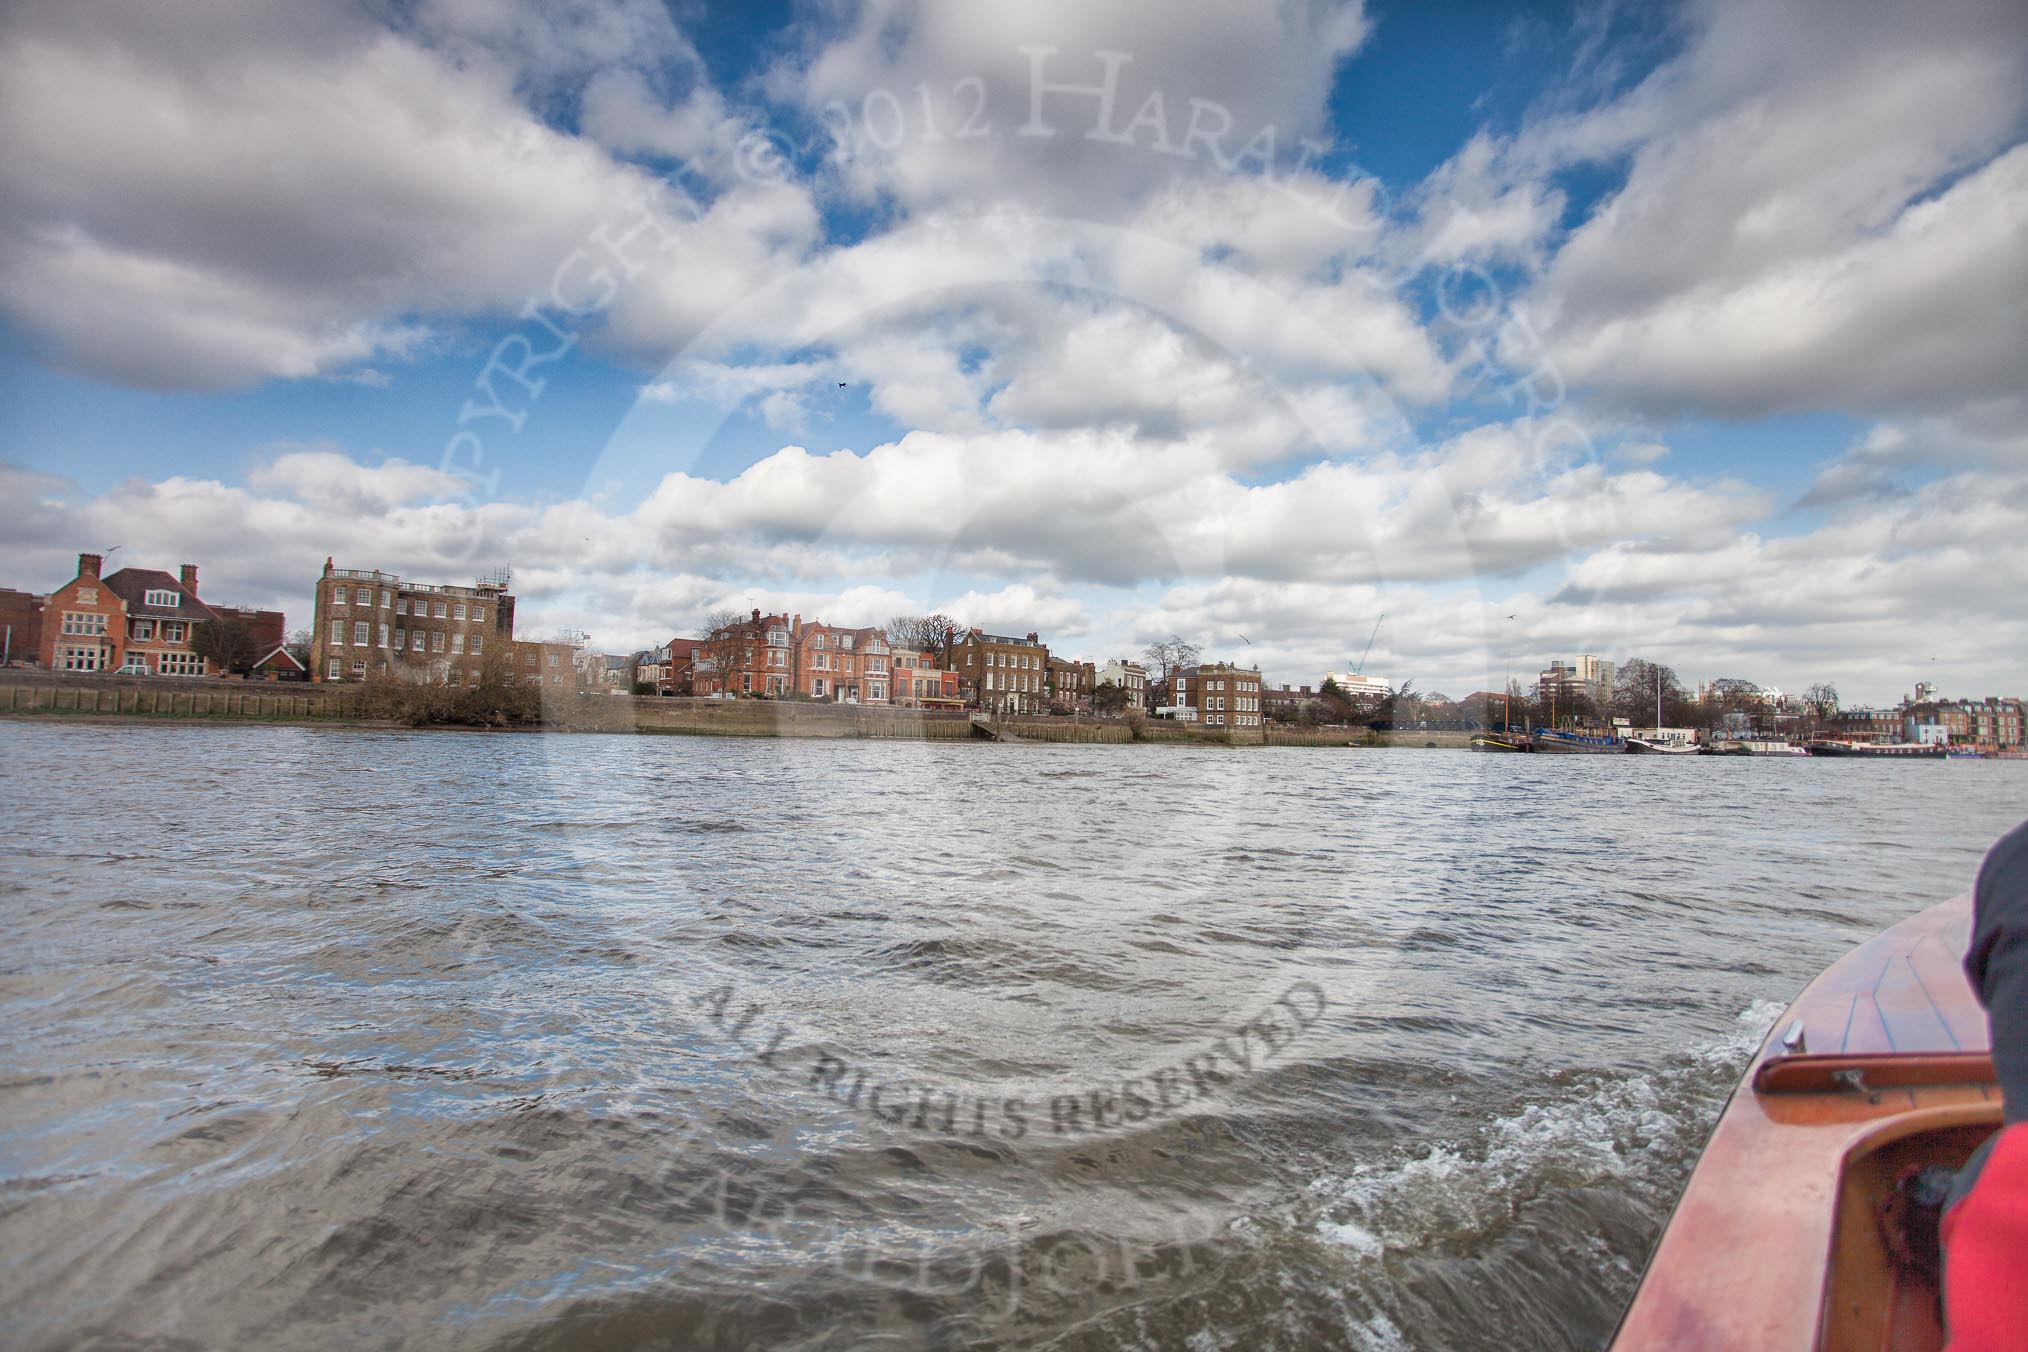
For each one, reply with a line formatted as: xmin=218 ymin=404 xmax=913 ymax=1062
xmin=1477 ymin=0 xmax=2028 ymax=418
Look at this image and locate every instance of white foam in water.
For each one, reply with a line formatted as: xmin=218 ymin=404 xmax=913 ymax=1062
xmin=1310 ymin=1000 xmax=1788 ymax=1255
xmin=1348 ymin=1309 xmax=1411 ymax=1352
xmin=1315 ymin=1218 xmax=1385 ymax=1258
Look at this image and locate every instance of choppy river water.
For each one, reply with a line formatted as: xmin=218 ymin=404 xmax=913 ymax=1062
xmin=2 ymin=721 xmax=2023 ymax=1350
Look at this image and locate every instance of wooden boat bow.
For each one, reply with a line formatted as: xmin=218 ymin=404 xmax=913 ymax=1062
xmin=1609 ymin=895 xmax=2002 ymax=1352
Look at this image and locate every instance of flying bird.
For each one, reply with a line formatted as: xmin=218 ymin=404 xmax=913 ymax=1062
xmin=837 ymin=382 xmax=848 ymax=388
xmin=1238 ymin=634 xmax=1251 ymax=645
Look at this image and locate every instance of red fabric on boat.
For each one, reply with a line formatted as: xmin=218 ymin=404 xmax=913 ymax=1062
xmin=1940 ymin=1123 xmax=2028 ymax=1352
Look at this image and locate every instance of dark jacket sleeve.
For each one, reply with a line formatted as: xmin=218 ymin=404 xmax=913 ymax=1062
xmin=1967 ymin=818 xmax=2028 ymax=1123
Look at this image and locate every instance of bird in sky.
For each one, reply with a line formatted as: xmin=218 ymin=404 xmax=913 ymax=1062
xmin=1238 ymin=634 xmax=1251 ymax=645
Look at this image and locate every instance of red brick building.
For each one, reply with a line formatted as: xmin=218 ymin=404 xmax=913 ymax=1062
xmin=890 ymin=648 xmax=963 ymax=708
xmin=953 ymin=629 xmax=1050 ymax=715
xmin=38 ymin=552 xmax=229 ymax=675
xmin=692 ymin=609 xmax=792 ymax=697
xmin=1046 ymin=656 xmax=1097 ymax=713
xmin=1173 ymin=662 xmax=1264 ymax=730
xmin=310 ymin=559 xmax=516 ymax=683
xmin=0 ymin=587 xmax=45 ymax=666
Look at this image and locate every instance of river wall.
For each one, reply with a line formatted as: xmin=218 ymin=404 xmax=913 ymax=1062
xmin=0 ymin=672 xmax=1471 ymax=748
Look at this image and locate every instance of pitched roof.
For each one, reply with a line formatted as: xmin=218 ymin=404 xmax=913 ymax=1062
xmin=255 ymin=644 xmax=307 ymax=672
xmin=103 ymin=568 xmax=217 ymax=622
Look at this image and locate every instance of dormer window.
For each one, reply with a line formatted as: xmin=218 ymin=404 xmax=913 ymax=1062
xmin=144 ymin=588 xmax=179 ymax=608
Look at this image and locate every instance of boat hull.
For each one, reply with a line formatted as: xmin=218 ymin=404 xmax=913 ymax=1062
xmin=1625 ymin=738 xmax=1700 ymax=755
xmin=1468 ymin=733 xmax=1529 ymax=752
xmin=1806 ymin=741 xmax=1947 ymax=758
xmin=1609 ymin=896 xmax=1999 ymax=1352
xmin=1531 ymin=730 xmax=1624 ymax=753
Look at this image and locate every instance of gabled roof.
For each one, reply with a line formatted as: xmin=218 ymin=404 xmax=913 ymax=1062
xmin=255 ymin=644 xmax=307 ymax=672
xmin=103 ymin=568 xmax=217 ymax=622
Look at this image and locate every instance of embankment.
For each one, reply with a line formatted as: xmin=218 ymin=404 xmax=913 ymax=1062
xmin=0 ymin=673 xmax=1472 ymax=748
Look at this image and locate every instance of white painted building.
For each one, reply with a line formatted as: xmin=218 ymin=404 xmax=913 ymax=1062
xmin=1324 ymin=670 xmax=1390 ymax=699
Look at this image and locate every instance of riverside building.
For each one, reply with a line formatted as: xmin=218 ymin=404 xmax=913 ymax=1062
xmin=309 ymin=558 xmax=516 ymax=683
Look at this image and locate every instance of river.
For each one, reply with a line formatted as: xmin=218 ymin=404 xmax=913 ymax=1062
xmin=2 ymin=721 xmax=2022 ymax=1350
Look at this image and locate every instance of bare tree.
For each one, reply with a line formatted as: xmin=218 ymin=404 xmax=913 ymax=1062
xmin=1140 ymin=636 xmax=1201 ymax=689
xmin=192 ymin=616 xmax=260 ymax=675
xmin=1803 ymin=682 xmax=1839 ymax=718
xmin=696 ymin=608 xmax=758 ymax=696
xmin=1612 ymin=658 xmax=1692 ymax=726
xmin=887 ymin=613 xmax=963 ymax=664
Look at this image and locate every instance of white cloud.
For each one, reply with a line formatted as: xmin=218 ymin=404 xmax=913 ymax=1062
xmin=1472 ymin=0 xmax=2028 ymax=418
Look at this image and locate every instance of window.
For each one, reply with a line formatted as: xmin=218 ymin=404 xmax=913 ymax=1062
xmin=453 ymin=603 xmax=466 ymax=620
xmin=144 ymin=588 xmax=180 ymax=609
xmin=546 ymin=654 xmax=558 ymax=667
xmin=352 ymin=660 xmax=367 ymax=676
xmin=433 ymin=601 xmax=447 ymax=618
xmin=159 ymin=651 xmax=205 ymax=676
xmin=353 ymin=621 xmax=370 ymax=646
xmin=380 ymin=590 xmax=391 ymax=607
xmin=328 ymin=659 xmax=342 ymax=680
xmin=472 ymin=606 xmax=485 ymax=623
xmin=811 ymin=634 xmax=825 ymax=648
xmin=378 ymin=624 xmax=389 ymax=648
xmin=432 ymin=632 xmax=446 ymax=652
xmin=330 ymin=620 xmax=345 ymax=644
xmin=451 ymin=634 xmax=464 ymax=654
xmin=470 ymin=635 xmax=482 ymax=655
xmin=62 ymin=611 xmax=109 ymax=636
xmin=815 ymin=679 xmax=827 ymax=697
xmin=162 ymin=621 xmax=188 ymax=644
xmin=119 ymin=654 xmax=149 ymax=674
xmin=60 ymin=645 xmax=105 ymax=671
xmin=413 ymin=631 xmax=427 ymax=652
xmin=840 ymin=634 xmax=854 ymax=649
xmin=815 ymin=653 xmax=829 ymax=671
xmin=131 ymin=619 xmax=155 ymax=641
xmin=333 ymin=586 xmax=348 ymax=605
xmin=395 ymin=598 xmax=407 ymax=615
xmin=394 ymin=629 xmax=406 ymax=648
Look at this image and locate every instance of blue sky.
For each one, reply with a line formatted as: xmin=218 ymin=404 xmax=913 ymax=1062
xmin=1 ymin=0 xmax=2023 ymax=704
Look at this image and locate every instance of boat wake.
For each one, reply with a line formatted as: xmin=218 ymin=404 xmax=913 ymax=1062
xmin=1297 ymin=999 xmax=1789 ymax=1350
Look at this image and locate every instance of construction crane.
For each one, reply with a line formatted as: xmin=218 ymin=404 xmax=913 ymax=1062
xmin=1353 ymin=613 xmax=1385 ymax=675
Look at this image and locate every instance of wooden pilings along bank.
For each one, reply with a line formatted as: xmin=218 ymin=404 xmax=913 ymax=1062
xmin=0 ymin=675 xmax=1476 ymax=747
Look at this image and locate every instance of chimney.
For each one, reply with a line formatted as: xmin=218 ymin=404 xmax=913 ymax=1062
xmin=1026 ymin=631 xmax=1039 ymax=643
xmin=180 ymin=564 xmax=198 ymax=594
xmin=78 ymin=552 xmax=102 ymax=580
xmin=324 ymin=556 xmax=333 ymax=575
xmin=750 ymin=607 xmax=761 ymax=623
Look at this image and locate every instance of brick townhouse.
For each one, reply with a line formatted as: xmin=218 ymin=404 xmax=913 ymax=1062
xmin=795 ymin=620 xmax=893 ymax=703
xmin=508 ymin=639 xmax=581 ymax=688
xmin=1046 ymin=656 xmax=1096 ymax=713
xmin=1907 ymin=697 xmax=2026 ymax=751
xmin=310 ymin=559 xmax=515 ymax=683
xmin=693 ymin=611 xmax=916 ymax=702
xmin=890 ymin=648 xmax=964 ymax=708
xmin=953 ymin=629 xmax=1050 ymax=715
xmin=36 ymin=552 xmax=287 ymax=678
xmin=1172 ymin=662 xmax=1264 ymax=729
xmin=1261 ymin=683 xmax=1317 ymax=722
